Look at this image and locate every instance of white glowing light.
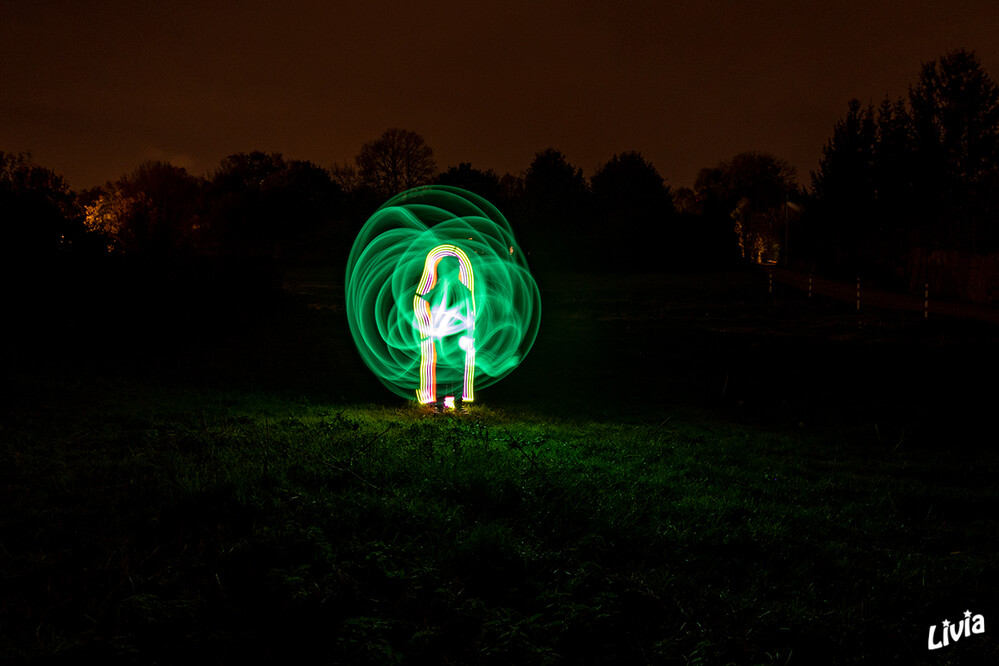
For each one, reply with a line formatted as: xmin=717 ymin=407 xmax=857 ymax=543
xmin=429 ymin=290 xmax=471 ymax=339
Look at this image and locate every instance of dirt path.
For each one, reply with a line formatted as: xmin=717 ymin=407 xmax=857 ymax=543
xmin=767 ymin=266 xmax=999 ymax=326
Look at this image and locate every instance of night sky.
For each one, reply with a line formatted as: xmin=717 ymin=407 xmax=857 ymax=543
xmin=3 ymin=1 xmax=998 ymax=191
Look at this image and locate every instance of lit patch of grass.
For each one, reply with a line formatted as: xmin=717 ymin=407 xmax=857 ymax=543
xmin=2 ymin=373 xmax=997 ymax=664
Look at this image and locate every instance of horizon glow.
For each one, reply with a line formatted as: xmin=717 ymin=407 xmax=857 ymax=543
xmin=345 ymin=185 xmax=540 ymax=403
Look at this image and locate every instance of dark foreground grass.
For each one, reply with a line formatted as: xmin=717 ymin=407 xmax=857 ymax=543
xmin=2 ymin=373 xmax=997 ymax=664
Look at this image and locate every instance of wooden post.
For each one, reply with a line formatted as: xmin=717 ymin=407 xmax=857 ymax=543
xmin=769 ymin=269 xmax=773 ymax=295
xmin=924 ymin=283 xmax=929 ymax=320
xmin=808 ymin=274 xmax=813 ymax=299
xmin=856 ymin=277 xmax=861 ymax=312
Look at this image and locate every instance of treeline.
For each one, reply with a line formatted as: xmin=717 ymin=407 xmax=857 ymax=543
xmin=805 ymin=48 xmax=999 ymax=299
xmin=3 ymin=49 xmax=998 ymax=302
xmin=0 ymin=141 xmax=779 ymax=278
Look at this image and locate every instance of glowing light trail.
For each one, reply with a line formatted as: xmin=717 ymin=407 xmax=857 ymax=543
xmin=414 ymin=244 xmax=476 ymax=404
xmin=345 ymin=186 xmax=540 ymax=404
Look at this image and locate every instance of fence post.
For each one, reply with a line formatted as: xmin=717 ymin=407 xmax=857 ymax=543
xmin=924 ymin=283 xmax=929 ymax=320
xmin=856 ymin=277 xmax=861 ymax=312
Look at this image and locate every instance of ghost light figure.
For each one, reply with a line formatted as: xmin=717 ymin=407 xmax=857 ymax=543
xmin=414 ymin=244 xmax=476 ymax=405
xmin=345 ymin=186 xmax=540 ymax=407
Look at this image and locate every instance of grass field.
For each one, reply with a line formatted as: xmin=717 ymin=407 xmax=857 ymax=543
xmin=2 ymin=267 xmax=997 ymax=664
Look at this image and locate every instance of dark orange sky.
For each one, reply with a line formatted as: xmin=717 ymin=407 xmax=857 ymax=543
xmin=3 ymin=1 xmax=998 ymax=191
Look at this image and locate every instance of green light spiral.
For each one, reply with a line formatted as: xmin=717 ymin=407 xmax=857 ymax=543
xmin=345 ymin=185 xmax=541 ymax=401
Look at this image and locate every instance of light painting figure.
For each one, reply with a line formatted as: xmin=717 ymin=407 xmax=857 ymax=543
xmin=345 ymin=185 xmax=540 ymax=406
xmin=414 ymin=245 xmax=476 ymax=404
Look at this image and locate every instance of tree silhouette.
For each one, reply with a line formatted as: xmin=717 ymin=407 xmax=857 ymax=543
xmin=811 ymin=99 xmax=879 ymax=273
xmin=435 ymin=163 xmax=503 ymax=203
xmin=2 ymin=153 xmax=108 ymax=360
xmin=590 ymin=151 xmax=675 ymax=270
xmin=811 ymin=97 xmax=918 ymax=277
xmin=521 ymin=148 xmax=589 ymax=269
xmin=209 ymin=152 xmax=341 ymax=260
xmin=910 ymin=49 xmax=999 ymax=252
xmin=812 ymin=99 xmax=877 ymax=211
xmin=329 ymin=160 xmax=359 ymax=193
xmin=355 ymin=128 xmax=436 ymax=200
xmin=695 ymin=152 xmax=798 ymax=265
xmin=0 ymin=151 xmax=82 ymax=265
xmin=810 ymin=49 xmax=999 ymax=289
xmin=83 ymin=161 xmax=204 ymax=257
